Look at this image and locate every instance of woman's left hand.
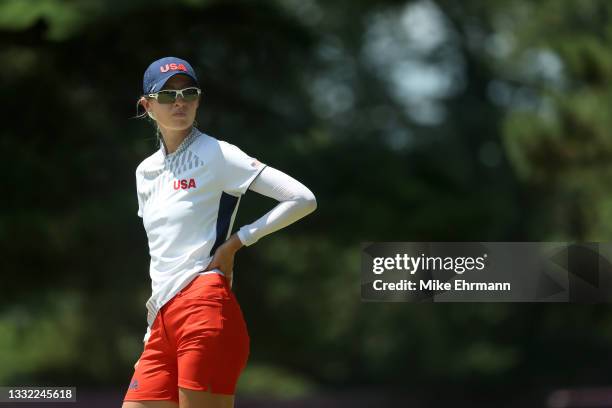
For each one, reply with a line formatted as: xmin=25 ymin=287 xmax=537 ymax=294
xmin=205 ymin=233 xmax=244 ymax=289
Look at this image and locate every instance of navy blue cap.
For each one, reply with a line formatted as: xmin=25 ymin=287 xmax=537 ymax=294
xmin=143 ymin=57 xmax=199 ymax=94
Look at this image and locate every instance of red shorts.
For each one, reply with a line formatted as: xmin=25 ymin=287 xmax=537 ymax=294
xmin=123 ymin=272 xmax=250 ymax=403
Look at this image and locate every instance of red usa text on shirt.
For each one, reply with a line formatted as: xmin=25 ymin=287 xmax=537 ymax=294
xmin=173 ymin=178 xmax=197 ymax=190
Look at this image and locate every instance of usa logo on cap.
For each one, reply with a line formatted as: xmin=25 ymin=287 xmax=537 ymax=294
xmin=159 ymin=63 xmax=188 ymax=73
xmin=143 ymin=56 xmax=199 ymax=94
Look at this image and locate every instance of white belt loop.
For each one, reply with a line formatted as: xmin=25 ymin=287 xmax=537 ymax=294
xmin=198 ymin=268 xmax=224 ymax=276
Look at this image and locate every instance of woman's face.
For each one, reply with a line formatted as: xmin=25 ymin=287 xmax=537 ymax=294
xmin=142 ymin=74 xmax=200 ymax=131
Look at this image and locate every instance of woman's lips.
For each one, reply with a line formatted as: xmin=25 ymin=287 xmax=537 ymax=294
xmin=172 ymin=112 xmax=187 ymax=117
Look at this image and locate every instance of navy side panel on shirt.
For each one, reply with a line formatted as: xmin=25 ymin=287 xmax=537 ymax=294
xmin=210 ymin=192 xmax=240 ymax=256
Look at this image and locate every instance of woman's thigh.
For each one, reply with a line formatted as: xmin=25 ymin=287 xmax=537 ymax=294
xmin=122 ymin=401 xmax=179 ymax=408
xmin=170 ymin=275 xmax=250 ymax=395
xmin=179 ymin=388 xmax=234 ymax=408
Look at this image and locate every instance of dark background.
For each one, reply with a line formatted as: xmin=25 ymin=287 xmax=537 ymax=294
xmin=2 ymin=0 xmax=612 ymax=406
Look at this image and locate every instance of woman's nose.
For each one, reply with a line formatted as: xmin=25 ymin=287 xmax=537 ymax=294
xmin=174 ymin=96 xmax=187 ymax=106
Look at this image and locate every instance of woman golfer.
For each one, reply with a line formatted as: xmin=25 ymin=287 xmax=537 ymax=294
xmin=122 ymin=56 xmax=317 ymax=408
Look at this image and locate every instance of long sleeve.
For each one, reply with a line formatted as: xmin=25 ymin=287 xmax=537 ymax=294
xmin=237 ymin=166 xmax=317 ymax=246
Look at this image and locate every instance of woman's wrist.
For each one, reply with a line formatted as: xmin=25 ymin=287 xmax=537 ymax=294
xmin=225 ymin=233 xmax=244 ymax=253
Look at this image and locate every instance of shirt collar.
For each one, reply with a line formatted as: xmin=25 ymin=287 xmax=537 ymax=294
xmin=160 ymin=126 xmax=199 ymax=159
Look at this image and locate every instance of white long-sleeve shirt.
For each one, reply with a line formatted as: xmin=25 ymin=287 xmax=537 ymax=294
xmin=238 ymin=166 xmax=317 ymax=246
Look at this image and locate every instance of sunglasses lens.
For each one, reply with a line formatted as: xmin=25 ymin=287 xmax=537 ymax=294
xmin=157 ymin=91 xmax=176 ymax=104
xmin=183 ymin=88 xmax=200 ymax=101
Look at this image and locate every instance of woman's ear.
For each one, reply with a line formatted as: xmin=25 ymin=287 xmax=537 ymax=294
xmin=139 ymin=96 xmax=148 ymax=111
xmin=140 ymin=97 xmax=156 ymax=120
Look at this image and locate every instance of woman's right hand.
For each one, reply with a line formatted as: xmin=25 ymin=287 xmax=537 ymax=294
xmin=204 ymin=233 xmax=244 ymax=288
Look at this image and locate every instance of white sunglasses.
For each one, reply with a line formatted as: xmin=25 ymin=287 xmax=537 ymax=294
xmin=147 ymin=87 xmax=201 ymax=104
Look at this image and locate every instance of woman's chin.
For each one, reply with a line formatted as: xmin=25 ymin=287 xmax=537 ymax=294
xmin=164 ymin=118 xmax=194 ymax=130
